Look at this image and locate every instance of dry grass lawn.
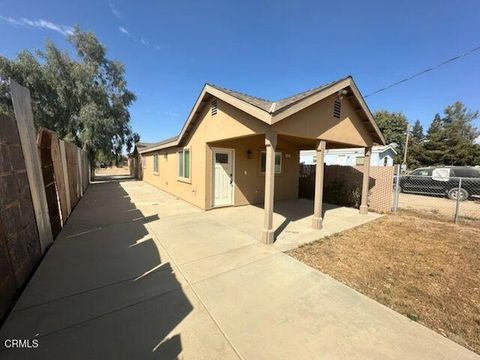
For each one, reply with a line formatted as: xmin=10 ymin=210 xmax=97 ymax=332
xmin=288 ymin=210 xmax=480 ymax=354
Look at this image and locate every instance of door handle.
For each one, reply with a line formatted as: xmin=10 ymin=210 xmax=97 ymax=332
xmin=230 ymin=174 xmax=233 ymax=185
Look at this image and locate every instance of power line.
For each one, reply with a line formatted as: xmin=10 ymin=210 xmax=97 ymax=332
xmin=365 ymin=44 xmax=480 ymax=98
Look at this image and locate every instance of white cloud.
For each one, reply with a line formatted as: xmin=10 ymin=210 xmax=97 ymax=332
xmin=118 ymin=26 xmax=130 ymax=36
xmin=108 ymin=0 xmax=121 ymax=19
xmin=0 ymin=15 xmax=73 ymax=36
xmin=0 ymin=15 xmax=24 ymax=26
xmin=475 ymin=135 xmax=480 ymax=144
xmin=117 ymin=25 xmax=159 ymax=50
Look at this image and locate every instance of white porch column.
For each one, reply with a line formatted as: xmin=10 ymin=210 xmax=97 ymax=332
xmin=312 ymin=140 xmax=326 ymax=229
xmin=359 ymin=146 xmax=372 ymax=215
xmin=262 ymin=131 xmax=277 ymax=244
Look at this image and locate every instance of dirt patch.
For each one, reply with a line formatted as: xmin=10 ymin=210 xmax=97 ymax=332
xmin=288 ymin=211 xmax=480 ymax=354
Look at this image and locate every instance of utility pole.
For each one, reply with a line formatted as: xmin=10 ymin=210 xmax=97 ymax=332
xmin=402 ymin=123 xmax=411 ymax=169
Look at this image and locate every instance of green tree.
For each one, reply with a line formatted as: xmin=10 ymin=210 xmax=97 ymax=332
xmin=0 ymin=26 xmax=136 ymax=176
xmin=407 ymin=119 xmax=425 ymax=168
xmin=411 ymin=120 xmax=424 ymax=141
xmin=373 ymin=110 xmax=408 ymax=163
xmin=441 ymin=102 xmax=479 ymax=165
xmin=423 ymin=103 xmax=480 ymax=166
xmin=423 ymin=114 xmax=445 ymax=165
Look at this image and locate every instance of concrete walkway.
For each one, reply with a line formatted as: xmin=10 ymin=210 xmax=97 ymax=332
xmin=0 ymin=179 xmax=478 ymax=359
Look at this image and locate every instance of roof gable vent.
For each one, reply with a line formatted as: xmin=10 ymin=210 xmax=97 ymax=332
xmin=333 ymin=100 xmax=341 ymax=118
xmin=211 ymin=99 xmax=218 ymax=116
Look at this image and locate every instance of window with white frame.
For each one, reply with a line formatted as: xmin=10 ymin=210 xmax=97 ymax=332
xmin=153 ymin=153 xmax=159 ymax=173
xmin=178 ymin=148 xmax=191 ymax=179
xmin=260 ymin=151 xmax=282 ymax=174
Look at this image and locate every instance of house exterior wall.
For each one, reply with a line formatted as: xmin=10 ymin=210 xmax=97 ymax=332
xmin=141 ymin=92 xmax=378 ymax=210
xmin=141 ymin=98 xmax=270 ymax=209
xmin=272 ymin=94 xmax=374 ymax=147
xmin=208 ymin=135 xmax=300 ymax=207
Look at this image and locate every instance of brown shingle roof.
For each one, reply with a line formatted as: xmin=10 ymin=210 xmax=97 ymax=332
xmin=140 ymin=136 xmax=178 ymax=152
xmin=208 ymin=76 xmax=351 ymax=114
xmin=207 ymin=84 xmax=273 ymax=112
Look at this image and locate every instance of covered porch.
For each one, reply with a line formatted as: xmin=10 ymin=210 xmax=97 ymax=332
xmin=207 ymin=132 xmax=375 ymax=245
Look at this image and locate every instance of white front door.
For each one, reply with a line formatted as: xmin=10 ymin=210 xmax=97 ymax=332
xmin=213 ymin=149 xmax=234 ymax=207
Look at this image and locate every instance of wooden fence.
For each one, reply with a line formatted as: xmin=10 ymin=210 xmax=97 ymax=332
xmin=0 ymin=80 xmax=90 ymax=322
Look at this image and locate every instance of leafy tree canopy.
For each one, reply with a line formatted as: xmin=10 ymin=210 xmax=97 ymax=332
xmin=374 ymin=103 xmax=480 ymax=168
xmin=0 ymin=26 xmax=139 ymax=168
xmin=373 ymin=110 xmax=408 ymax=163
xmin=424 ymin=102 xmax=480 ymax=166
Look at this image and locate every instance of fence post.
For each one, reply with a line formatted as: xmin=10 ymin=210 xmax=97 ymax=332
xmin=393 ymin=164 xmax=401 ymax=212
xmin=454 ymin=177 xmax=462 ymax=224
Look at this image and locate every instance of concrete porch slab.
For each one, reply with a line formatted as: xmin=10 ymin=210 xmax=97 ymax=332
xmin=210 ymin=198 xmax=383 ymax=251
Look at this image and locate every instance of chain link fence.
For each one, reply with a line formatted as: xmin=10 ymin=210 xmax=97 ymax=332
xmin=392 ymin=165 xmax=480 ymax=224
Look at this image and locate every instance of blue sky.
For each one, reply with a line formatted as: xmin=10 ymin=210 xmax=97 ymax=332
xmin=1 ymin=0 xmax=479 ymax=143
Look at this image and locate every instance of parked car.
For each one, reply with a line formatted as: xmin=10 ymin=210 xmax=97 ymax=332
xmin=399 ymin=166 xmax=480 ymax=201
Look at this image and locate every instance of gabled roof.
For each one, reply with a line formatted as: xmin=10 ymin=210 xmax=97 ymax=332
xmin=139 ymin=76 xmax=385 ymax=154
xmin=207 ymin=76 xmax=350 ymax=114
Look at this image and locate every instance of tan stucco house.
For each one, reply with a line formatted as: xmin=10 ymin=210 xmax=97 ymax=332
xmin=138 ymin=76 xmax=385 ymax=243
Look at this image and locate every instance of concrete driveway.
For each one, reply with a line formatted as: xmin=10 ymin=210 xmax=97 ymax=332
xmin=0 ymin=179 xmax=478 ymax=359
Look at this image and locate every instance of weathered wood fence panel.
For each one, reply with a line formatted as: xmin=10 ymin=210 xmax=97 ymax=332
xmin=1 ymin=80 xmax=91 ymax=322
xmin=65 ymin=142 xmax=81 ymax=208
xmin=51 ymin=136 xmax=69 ymax=223
xmin=37 ymin=129 xmax=62 ymax=237
xmin=0 ymin=114 xmax=42 ymax=322
xmin=10 ymin=79 xmax=53 ymax=253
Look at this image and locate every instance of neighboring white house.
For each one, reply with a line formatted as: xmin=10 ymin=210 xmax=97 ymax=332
xmin=300 ymin=144 xmax=397 ymax=166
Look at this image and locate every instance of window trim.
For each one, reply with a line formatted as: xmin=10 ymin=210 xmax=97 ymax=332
xmin=177 ymin=147 xmax=191 ymax=183
xmin=260 ymin=150 xmax=282 ymax=175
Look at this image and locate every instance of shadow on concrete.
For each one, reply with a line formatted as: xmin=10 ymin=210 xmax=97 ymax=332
xmin=0 ymin=178 xmax=192 ymax=359
xmin=272 ymin=201 xmax=339 ymax=240
xmin=251 ymin=199 xmax=338 ymax=240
